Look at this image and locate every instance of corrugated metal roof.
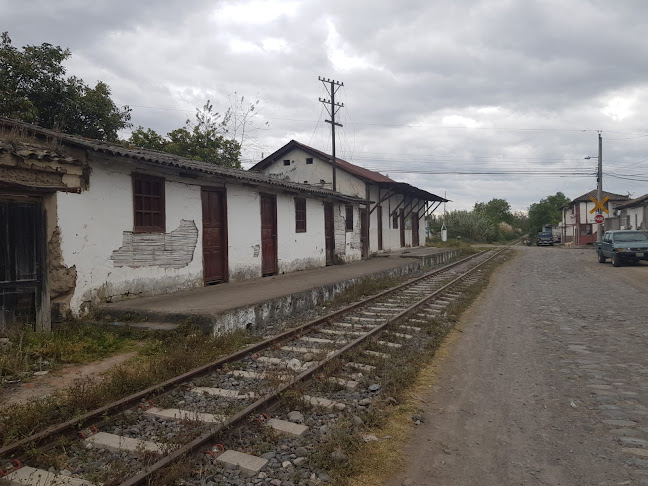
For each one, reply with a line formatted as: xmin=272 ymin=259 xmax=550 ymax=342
xmin=0 ymin=118 xmax=367 ymax=204
xmin=616 ymin=193 xmax=648 ymax=209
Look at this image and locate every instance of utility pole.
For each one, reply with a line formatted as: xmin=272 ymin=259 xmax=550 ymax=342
xmin=318 ymin=77 xmax=344 ymax=191
xmin=597 ymin=132 xmax=603 ymax=243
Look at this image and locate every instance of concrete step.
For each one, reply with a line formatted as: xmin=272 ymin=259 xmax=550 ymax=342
xmin=191 ymin=387 xmax=255 ymax=400
xmin=145 ymin=407 xmax=225 ymax=423
xmin=2 ymin=466 xmax=95 ymax=486
xmin=214 ymin=450 xmax=268 ymax=476
xmin=84 ymin=431 xmax=164 ymax=454
xmin=267 ymin=418 xmax=308 ymax=437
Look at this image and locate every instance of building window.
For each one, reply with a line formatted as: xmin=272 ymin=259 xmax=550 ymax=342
xmin=283 ymin=159 xmax=290 ymax=166
xmin=392 ymin=212 xmax=398 ymax=229
xmin=345 ymin=205 xmax=354 ymax=231
xmin=132 ymin=173 xmax=165 ymax=233
xmin=306 ymin=157 xmax=313 ymax=165
xmin=295 ymin=197 xmax=306 ymax=233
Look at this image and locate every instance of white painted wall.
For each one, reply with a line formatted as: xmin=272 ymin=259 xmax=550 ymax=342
xmin=276 ymin=195 xmax=327 ymax=273
xmin=226 ymin=185 xmax=262 ymax=281
xmin=57 ymin=158 xmax=204 ymax=315
xmin=621 ymin=206 xmax=644 ymax=230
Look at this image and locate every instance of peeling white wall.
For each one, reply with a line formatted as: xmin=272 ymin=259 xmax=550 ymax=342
xmin=57 ymin=158 xmax=204 ymax=315
xmin=226 ymin=185 xmax=262 ymax=281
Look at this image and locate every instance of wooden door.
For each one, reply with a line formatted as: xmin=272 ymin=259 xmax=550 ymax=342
xmin=201 ymin=188 xmax=228 ymax=284
xmin=360 ymin=208 xmax=369 ymax=259
xmin=0 ymin=200 xmax=43 ymax=330
xmin=376 ymin=206 xmax=383 ymax=251
xmin=399 ymin=209 xmax=405 ymax=247
xmin=412 ymin=210 xmax=420 ymax=247
xmin=260 ymin=195 xmax=278 ymax=276
xmin=324 ymin=203 xmax=334 ymax=265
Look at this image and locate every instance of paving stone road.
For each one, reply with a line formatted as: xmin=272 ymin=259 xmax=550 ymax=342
xmin=386 ymin=246 xmax=648 ymax=486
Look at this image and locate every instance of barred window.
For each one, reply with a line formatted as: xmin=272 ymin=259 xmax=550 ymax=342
xmin=295 ymin=197 xmax=306 ymax=233
xmin=392 ymin=212 xmax=398 ymax=229
xmin=133 ymin=174 xmax=165 ymax=233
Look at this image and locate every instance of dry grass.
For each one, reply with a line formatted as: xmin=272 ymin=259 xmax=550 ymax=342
xmin=0 ymin=326 xmax=253 ymax=445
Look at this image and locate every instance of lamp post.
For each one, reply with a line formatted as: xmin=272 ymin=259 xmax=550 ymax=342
xmin=585 ymin=133 xmax=603 ymax=242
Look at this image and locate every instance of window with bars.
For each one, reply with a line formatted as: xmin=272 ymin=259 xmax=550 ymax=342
xmin=345 ymin=205 xmax=354 ymax=231
xmin=392 ymin=212 xmax=398 ymax=229
xmin=295 ymin=197 xmax=306 ymax=233
xmin=132 ymin=174 xmax=165 ymax=233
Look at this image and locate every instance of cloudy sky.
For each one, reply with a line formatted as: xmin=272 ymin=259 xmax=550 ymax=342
xmin=3 ymin=0 xmax=648 ymax=211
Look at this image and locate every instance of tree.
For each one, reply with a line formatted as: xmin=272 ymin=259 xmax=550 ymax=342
xmin=225 ymin=93 xmax=270 ymax=156
xmin=0 ymin=32 xmax=131 ymax=141
xmin=473 ymin=198 xmax=513 ymax=225
xmin=528 ymin=192 xmax=571 ymax=234
xmin=128 ymin=101 xmax=241 ymax=168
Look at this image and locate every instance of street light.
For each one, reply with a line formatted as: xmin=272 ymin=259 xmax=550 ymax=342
xmin=584 ymin=133 xmax=603 ymax=242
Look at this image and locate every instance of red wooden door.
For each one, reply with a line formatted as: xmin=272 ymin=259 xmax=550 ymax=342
xmin=399 ymin=209 xmax=405 ymax=247
xmin=360 ymin=208 xmax=369 ymax=259
xmin=201 ymin=188 xmax=228 ymax=284
xmin=324 ymin=203 xmax=334 ymax=265
xmin=412 ymin=210 xmax=420 ymax=246
xmin=260 ymin=195 xmax=278 ymax=275
xmin=376 ymin=206 xmax=383 ymax=251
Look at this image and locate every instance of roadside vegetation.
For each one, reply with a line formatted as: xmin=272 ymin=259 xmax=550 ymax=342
xmin=428 ymin=197 xmax=528 ymax=244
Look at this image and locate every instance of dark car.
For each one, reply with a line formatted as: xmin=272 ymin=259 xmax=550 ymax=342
xmin=536 ymin=232 xmax=553 ymax=246
xmin=596 ymin=230 xmax=648 ymax=266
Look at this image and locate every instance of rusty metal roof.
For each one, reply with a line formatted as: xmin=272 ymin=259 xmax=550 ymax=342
xmin=0 ymin=118 xmax=367 ymax=204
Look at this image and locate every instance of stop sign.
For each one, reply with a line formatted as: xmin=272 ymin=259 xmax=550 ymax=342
xmin=594 ymin=214 xmax=605 ymax=224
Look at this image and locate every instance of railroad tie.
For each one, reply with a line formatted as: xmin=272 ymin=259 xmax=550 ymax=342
xmin=364 ymin=350 xmax=390 ymax=359
xmin=320 ymin=328 xmax=365 ymax=337
xmin=1 ymin=466 xmax=95 ymax=485
xmin=190 ymin=387 xmax=256 ymax=400
xmin=212 ymin=450 xmax=268 ymax=476
xmin=84 ymin=432 xmax=164 ymax=454
xmin=266 ymin=418 xmax=309 ymax=437
xmin=347 ymin=361 xmax=376 ymax=372
xmin=228 ymin=369 xmax=290 ymax=381
xmin=378 ymin=340 xmax=402 ymax=349
xmin=145 ymin=407 xmax=226 ymax=424
xmin=399 ymin=325 xmax=421 ymax=332
xmin=390 ymin=332 xmax=413 ymax=340
xmin=328 ymin=376 xmax=360 ymax=391
xmin=302 ymin=394 xmax=344 ymax=410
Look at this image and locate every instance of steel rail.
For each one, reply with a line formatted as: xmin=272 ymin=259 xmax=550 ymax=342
xmin=120 ymin=245 xmax=510 ymax=485
xmin=0 ymin=250 xmax=483 ymax=460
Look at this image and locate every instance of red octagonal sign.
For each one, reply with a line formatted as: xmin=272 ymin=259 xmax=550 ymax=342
xmin=594 ymin=214 xmax=605 ymax=224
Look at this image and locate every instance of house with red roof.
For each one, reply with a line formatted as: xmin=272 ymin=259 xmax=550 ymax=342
xmin=251 ymin=140 xmax=447 ymax=257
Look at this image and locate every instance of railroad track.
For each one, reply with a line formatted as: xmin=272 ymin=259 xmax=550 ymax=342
xmin=0 ymin=245 xmax=512 ymax=485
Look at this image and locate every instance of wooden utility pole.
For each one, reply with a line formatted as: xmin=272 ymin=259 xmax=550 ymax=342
xmin=318 ymin=77 xmax=344 ymax=191
xmin=597 ymin=132 xmax=603 ymax=242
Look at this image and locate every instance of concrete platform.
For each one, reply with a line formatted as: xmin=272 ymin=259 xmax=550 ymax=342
xmin=99 ymin=247 xmax=459 ymax=334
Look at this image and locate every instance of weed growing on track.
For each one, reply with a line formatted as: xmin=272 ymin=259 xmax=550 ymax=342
xmin=0 ymin=326 xmax=253 ymax=445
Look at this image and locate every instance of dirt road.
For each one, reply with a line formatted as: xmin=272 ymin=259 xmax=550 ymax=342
xmin=386 ymin=246 xmax=648 ymax=486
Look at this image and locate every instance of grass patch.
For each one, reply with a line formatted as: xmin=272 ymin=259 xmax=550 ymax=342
xmin=0 ymin=322 xmax=154 ymax=384
xmin=0 ymin=325 xmax=254 ymax=445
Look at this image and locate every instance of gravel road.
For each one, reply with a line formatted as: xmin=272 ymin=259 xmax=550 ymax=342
xmin=386 ymin=246 xmax=648 ymax=486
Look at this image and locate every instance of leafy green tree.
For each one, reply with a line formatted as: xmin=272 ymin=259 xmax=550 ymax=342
xmin=528 ymin=192 xmax=571 ymax=234
xmin=0 ymin=32 xmax=131 ymax=141
xmin=128 ymin=101 xmax=241 ymax=168
xmin=473 ymin=198 xmax=513 ymax=225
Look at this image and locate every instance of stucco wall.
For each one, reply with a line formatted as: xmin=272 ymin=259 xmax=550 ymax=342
xmin=57 ymin=158 xmax=204 ymax=315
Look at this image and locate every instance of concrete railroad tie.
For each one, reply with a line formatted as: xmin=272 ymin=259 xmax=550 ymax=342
xmin=84 ymin=432 xmax=164 ymax=454
xmin=267 ymin=418 xmax=309 ymax=437
xmin=2 ymin=466 xmax=96 ymax=486
xmin=214 ymin=450 xmax=268 ymax=476
xmin=190 ymin=387 xmax=256 ymax=400
xmin=145 ymin=407 xmax=226 ymax=423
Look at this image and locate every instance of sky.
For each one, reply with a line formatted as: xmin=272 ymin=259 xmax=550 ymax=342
xmin=3 ymin=0 xmax=648 ymax=212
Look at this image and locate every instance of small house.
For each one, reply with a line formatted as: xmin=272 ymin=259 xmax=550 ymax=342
xmin=561 ymin=190 xmax=629 ymax=245
xmin=614 ymin=193 xmax=648 ymax=231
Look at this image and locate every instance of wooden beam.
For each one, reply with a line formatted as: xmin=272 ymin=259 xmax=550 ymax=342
xmin=370 ymin=189 xmax=394 ymax=215
xmin=404 ymin=199 xmax=423 ymax=219
xmin=390 ymin=197 xmax=406 ymax=216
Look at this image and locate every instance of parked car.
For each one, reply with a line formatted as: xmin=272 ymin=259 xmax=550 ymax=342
xmin=536 ymin=232 xmax=553 ymax=246
xmin=596 ymin=230 xmax=648 ymax=267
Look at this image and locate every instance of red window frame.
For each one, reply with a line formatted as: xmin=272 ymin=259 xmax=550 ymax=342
xmin=132 ymin=173 xmax=165 ymax=233
xmin=295 ymin=197 xmax=306 ymax=233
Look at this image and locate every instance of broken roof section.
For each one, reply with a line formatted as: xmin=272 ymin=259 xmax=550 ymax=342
xmin=0 ymin=117 xmax=367 ymax=204
xmin=252 ymin=140 xmax=448 ymax=203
